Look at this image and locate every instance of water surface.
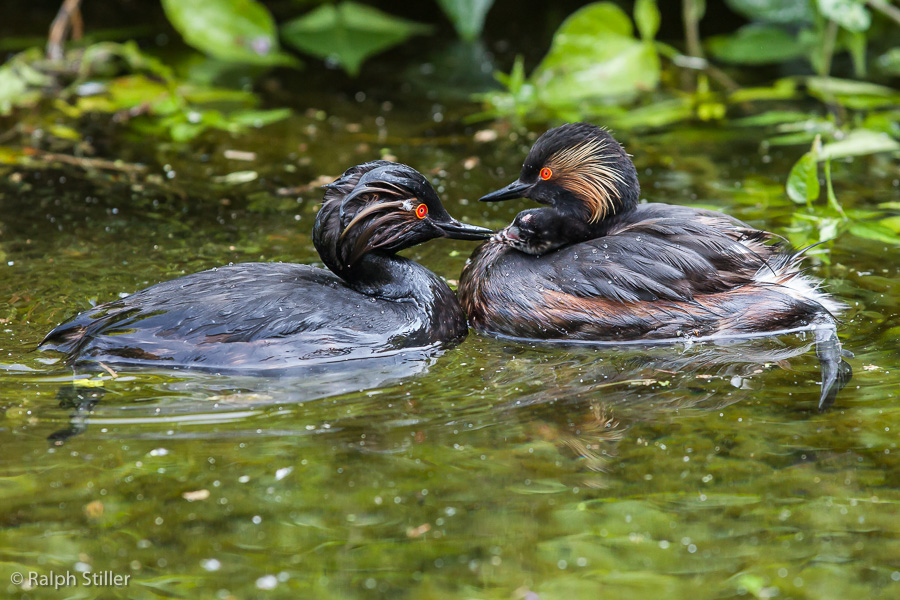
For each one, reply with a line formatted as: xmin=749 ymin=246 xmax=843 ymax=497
xmin=1 ymin=98 xmax=899 ymax=599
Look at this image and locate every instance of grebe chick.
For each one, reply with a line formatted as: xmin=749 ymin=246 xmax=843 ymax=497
xmin=42 ymin=161 xmax=491 ymax=371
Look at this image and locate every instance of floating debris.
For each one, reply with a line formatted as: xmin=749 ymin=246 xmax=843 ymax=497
xmin=213 ymin=170 xmax=258 ymax=184
xmin=224 ymin=150 xmax=257 ymax=161
xmin=182 ymin=489 xmax=211 ymax=502
xmin=474 ymin=129 xmax=498 ymax=142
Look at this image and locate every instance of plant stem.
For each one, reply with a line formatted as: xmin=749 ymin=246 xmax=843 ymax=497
xmin=821 ymin=19 xmax=838 ymax=77
xmin=866 ymin=0 xmax=900 ymax=27
xmin=47 ymin=0 xmax=83 ymax=61
xmin=682 ymin=0 xmax=704 ymax=60
xmin=824 ymin=160 xmax=847 ymax=220
xmin=681 ymin=0 xmax=705 ymax=90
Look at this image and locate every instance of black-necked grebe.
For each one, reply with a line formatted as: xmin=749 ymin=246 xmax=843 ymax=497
xmin=41 ymin=160 xmax=491 ymax=370
xmin=458 ymin=123 xmax=850 ymax=405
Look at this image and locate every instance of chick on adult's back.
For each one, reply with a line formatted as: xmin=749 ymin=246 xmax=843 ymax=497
xmin=459 ymin=123 xmax=850 ymax=405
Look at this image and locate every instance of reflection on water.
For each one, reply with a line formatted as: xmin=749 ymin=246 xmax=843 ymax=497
xmin=1 ymin=323 xmax=896 ymax=599
xmin=39 ymin=331 xmax=848 ymax=457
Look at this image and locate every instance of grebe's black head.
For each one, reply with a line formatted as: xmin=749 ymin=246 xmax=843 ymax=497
xmin=480 ymin=122 xmax=640 ymax=223
xmin=498 ymin=208 xmax=592 ymax=256
xmin=314 ymin=160 xmax=492 ymax=275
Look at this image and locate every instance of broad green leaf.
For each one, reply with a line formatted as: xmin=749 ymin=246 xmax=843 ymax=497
xmin=708 ymin=25 xmax=804 ymax=64
xmin=531 ymin=2 xmax=660 ymax=105
xmin=767 ymin=132 xmax=819 ymax=146
xmin=436 ymin=0 xmax=494 ymax=42
xmin=818 ymin=216 xmax=840 ymax=242
xmin=786 ymin=152 xmax=819 ymax=204
xmin=879 ymin=216 xmax=900 ymax=233
xmin=634 ymin=0 xmax=661 ymax=41
xmin=104 ymin=75 xmax=173 ymax=110
xmin=732 ymin=111 xmax=814 ymax=127
xmin=805 ymin=76 xmax=899 ymax=97
xmin=227 ymin=108 xmax=292 ymax=127
xmin=817 ymin=0 xmax=870 ymax=32
xmin=281 ymin=2 xmax=431 ymax=76
xmin=0 ymin=48 xmax=52 ymax=115
xmin=161 ymin=0 xmax=295 ymax=66
xmin=180 ymin=86 xmax=256 ymax=105
xmin=728 ymin=78 xmax=798 ymax=102
xmin=806 ymin=76 xmax=900 ymax=109
xmin=611 ymin=98 xmax=693 ymax=130
xmin=818 ymin=129 xmax=900 ymax=161
xmin=849 ymin=222 xmax=900 ymax=245
xmin=725 ymin=0 xmax=815 ymax=23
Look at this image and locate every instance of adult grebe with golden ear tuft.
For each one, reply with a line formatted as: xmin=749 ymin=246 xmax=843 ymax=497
xmin=41 ymin=161 xmax=492 ymax=370
xmin=459 ymin=123 xmax=850 ymax=407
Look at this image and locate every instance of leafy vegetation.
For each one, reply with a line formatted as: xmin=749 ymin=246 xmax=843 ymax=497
xmin=474 ymin=0 xmax=900 ymax=249
xmin=280 ymin=2 xmax=431 ymax=76
xmin=0 ymin=0 xmax=898 ymax=250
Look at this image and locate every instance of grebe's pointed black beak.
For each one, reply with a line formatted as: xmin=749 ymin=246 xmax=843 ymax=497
xmin=434 ymin=219 xmax=494 ymax=240
xmin=479 ymin=180 xmax=531 ymax=203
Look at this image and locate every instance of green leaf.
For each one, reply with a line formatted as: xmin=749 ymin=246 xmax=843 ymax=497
xmin=161 ymin=0 xmax=296 ymax=66
xmin=436 ymin=0 xmax=494 ymax=42
xmin=728 ymin=78 xmax=798 ymax=102
xmin=708 ymin=25 xmax=804 ymax=64
xmin=531 ymin=2 xmax=660 ymax=105
xmin=281 ymin=1 xmax=431 ymax=76
xmin=818 ymin=129 xmax=900 ymax=161
xmin=634 ymin=0 xmax=661 ymax=41
xmin=611 ymin=98 xmax=693 ymax=130
xmin=805 ymin=76 xmax=900 ymax=110
xmin=0 ymin=48 xmax=52 ymax=115
xmin=823 ymin=159 xmax=846 ymax=218
xmin=227 ymin=108 xmax=292 ymax=128
xmin=805 ymin=76 xmax=898 ymax=97
xmin=842 ymin=30 xmax=867 ymax=77
xmin=732 ymin=111 xmax=814 ymax=127
xmin=724 ymin=0 xmax=815 ymax=23
xmin=879 ymin=216 xmax=900 ymax=233
xmin=848 ymin=222 xmax=900 ymax=245
xmin=767 ymin=132 xmax=819 ymax=146
xmin=786 ymin=151 xmax=819 ymax=204
xmin=817 ymin=0 xmax=871 ymax=32
xmin=878 ymin=48 xmax=900 ymax=76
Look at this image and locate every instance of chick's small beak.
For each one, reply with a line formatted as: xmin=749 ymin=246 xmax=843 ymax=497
xmin=479 ymin=180 xmax=531 ymax=203
xmin=434 ymin=218 xmax=494 ymax=240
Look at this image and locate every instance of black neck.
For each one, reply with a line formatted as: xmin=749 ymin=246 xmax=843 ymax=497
xmin=533 ymin=206 xmax=631 ymax=247
xmin=313 ymin=203 xmax=433 ymax=299
xmin=340 ymin=253 xmax=431 ymax=299
xmin=340 ymin=252 xmax=466 ymax=344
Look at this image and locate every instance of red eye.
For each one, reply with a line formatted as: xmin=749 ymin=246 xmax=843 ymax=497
xmin=539 ymin=167 xmax=553 ymax=180
xmin=415 ymin=204 xmax=428 ymax=219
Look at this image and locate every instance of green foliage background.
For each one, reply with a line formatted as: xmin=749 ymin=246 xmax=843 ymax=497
xmin=1 ymin=0 xmax=899 ymax=250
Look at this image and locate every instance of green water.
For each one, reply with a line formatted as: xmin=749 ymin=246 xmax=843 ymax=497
xmin=1 ymin=100 xmax=899 ymax=600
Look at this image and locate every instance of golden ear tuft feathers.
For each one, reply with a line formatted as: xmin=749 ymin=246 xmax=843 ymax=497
xmin=545 ymin=139 xmax=626 ymax=223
